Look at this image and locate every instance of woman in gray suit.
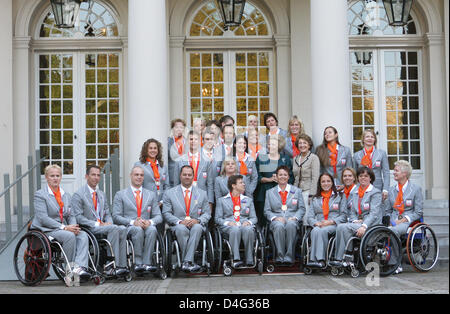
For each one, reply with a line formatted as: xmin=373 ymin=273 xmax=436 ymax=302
xmin=306 ymin=173 xmax=347 ymax=268
xmin=135 ymin=138 xmax=169 ymax=205
xmin=332 ymin=167 xmax=383 ymax=266
xmin=353 ymin=129 xmax=390 ymax=207
xmin=234 ymin=135 xmax=258 ymax=198
xmin=214 ymin=157 xmax=238 ymax=202
xmin=30 ymin=164 xmax=90 ymax=283
xmin=293 ymin=134 xmax=320 ymax=216
xmin=315 ymin=126 xmax=353 ymax=188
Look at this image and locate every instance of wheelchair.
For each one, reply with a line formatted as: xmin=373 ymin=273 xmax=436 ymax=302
xmin=212 ymin=225 xmax=264 ymax=276
xmin=262 ymin=222 xmax=304 ymax=273
xmin=163 ymin=225 xmax=214 ymax=277
xmin=125 ymin=224 xmax=167 ymax=280
xmin=329 ymin=217 xmax=439 ymax=277
xmin=13 ymin=225 xmax=103 ymax=286
xmin=300 ymin=225 xmax=338 ymax=275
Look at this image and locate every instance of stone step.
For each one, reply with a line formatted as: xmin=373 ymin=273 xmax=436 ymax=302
xmin=424 ymin=215 xmax=449 ymax=225
xmin=423 ymin=208 xmax=449 ymax=216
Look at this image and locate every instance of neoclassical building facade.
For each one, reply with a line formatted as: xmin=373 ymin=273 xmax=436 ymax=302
xmin=0 ymin=0 xmax=448 ymax=220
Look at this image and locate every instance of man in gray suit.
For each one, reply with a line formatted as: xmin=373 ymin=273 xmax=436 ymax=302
xmin=264 ymin=166 xmax=305 ymax=265
xmin=112 ymin=166 xmax=162 ymax=273
xmin=173 ymin=130 xmax=215 ymax=205
xmin=215 ymin=175 xmax=258 ymax=267
xmin=30 ymin=164 xmax=90 ymax=282
xmin=72 ymin=165 xmax=129 ymax=277
xmin=162 ymin=165 xmax=211 ymax=272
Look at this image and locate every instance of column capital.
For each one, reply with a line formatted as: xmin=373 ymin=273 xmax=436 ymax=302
xmin=425 ymin=33 xmax=445 ymax=47
xmin=170 ymin=36 xmax=186 ymax=48
xmin=13 ymin=36 xmax=31 ymax=50
xmin=274 ymin=35 xmax=290 ymax=47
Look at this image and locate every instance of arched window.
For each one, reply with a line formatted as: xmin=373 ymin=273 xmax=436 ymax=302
xmin=189 ymin=1 xmax=270 ymax=37
xmin=39 ymin=1 xmax=118 ymax=38
xmin=348 ymin=0 xmax=424 ymax=179
xmin=348 ymin=0 xmax=416 ymax=36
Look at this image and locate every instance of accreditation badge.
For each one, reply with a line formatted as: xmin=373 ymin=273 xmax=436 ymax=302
xmin=375 ymin=161 xmax=381 ymax=168
xmin=147 ymin=206 xmax=152 ymax=213
xmin=202 ymin=172 xmax=207 ymax=178
xmin=364 ymin=203 xmax=370 ymax=210
xmin=341 ymin=158 xmax=346 ymax=165
xmin=405 ymin=200 xmax=412 ymax=207
xmin=332 ymin=203 xmax=339 ymax=210
xmin=292 ymin=199 xmax=298 ymax=206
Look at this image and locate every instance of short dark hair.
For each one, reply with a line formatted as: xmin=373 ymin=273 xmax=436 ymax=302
xmin=275 ymin=165 xmax=290 ymax=176
xmin=295 ymin=134 xmax=314 ymax=151
xmin=356 ymin=166 xmax=376 ymax=184
xmin=86 ymin=165 xmax=101 ymax=175
xmin=206 ymin=119 xmax=221 ymax=129
xmin=220 ymin=115 xmax=235 ymax=126
xmin=227 ymin=175 xmax=244 ymax=192
xmin=263 ymin=112 xmax=278 ymax=128
xmin=180 ymin=165 xmax=194 ymax=177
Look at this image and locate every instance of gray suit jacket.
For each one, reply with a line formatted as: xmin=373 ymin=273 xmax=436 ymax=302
xmin=215 ymin=194 xmax=257 ymax=227
xmin=112 ymin=187 xmax=162 ymax=226
xmin=214 ymin=176 xmax=230 ymax=203
xmin=72 ymin=184 xmax=113 ymax=228
xmin=353 ymin=148 xmax=390 ymax=192
xmin=321 ymin=145 xmax=353 ymax=186
xmin=134 ymin=161 xmax=170 ymax=203
xmin=168 ymin=136 xmax=186 ymax=187
xmin=173 ymin=153 xmax=215 ymax=203
xmin=31 ymin=187 xmax=76 ymax=232
xmin=387 ymin=181 xmax=423 ymax=223
xmin=307 ymin=192 xmax=347 ymax=226
xmin=235 ymin=155 xmax=258 ymax=197
xmin=162 ymin=185 xmax=211 ymax=227
xmin=264 ymin=185 xmax=306 ymax=222
xmin=348 ymin=184 xmax=383 ymax=228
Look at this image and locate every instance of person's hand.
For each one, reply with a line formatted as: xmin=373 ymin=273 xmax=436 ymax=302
xmin=321 ymin=220 xmax=335 ymax=227
xmin=134 ymin=217 xmax=145 ymax=228
xmin=314 ymin=221 xmax=323 ymax=228
xmin=336 ymin=185 xmax=344 ymax=192
xmin=186 ymin=219 xmax=200 ymax=228
xmin=395 ymin=218 xmax=408 ymax=225
xmin=100 ymin=222 xmax=112 ymax=226
xmin=242 ymin=221 xmax=251 ymax=227
xmin=64 ymin=224 xmax=81 ymax=235
xmin=382 ymin=191 xmax=388 ymax=201
xmin=356 ymin=226 xmax=367 ymax=238
xmin=274 ymin=217 xmax=286 ymax=224
xmin=228 ymin=221 xmax=238 ymax=227
xmin=271 ymin=174 xmax=278 ymax=183
xmin=142 ymin=220 xmax=151 ymax=229
xmin=288 ymin=217 xmax=297 ymax=221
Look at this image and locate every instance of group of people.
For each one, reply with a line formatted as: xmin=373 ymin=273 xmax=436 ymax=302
xmin=31 ymin=112 xmax=423 ymax=284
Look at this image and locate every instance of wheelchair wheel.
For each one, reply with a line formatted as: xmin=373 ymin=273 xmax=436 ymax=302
xmin=13 ymin=231 xmax=52 ymax=286
xmin=360 ymin=226 xmax=401 ymax=277
xmin=213 ymin=228 xmax=223 ymax=274
xmin=83 ymin=228 xmax=100 ymax=274
xmin=406 ymin=223 xmax=439 ymax=272
xmin=205 ymin=230 xmax=215 ymax=275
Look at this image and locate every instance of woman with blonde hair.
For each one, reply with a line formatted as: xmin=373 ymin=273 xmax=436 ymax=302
xmin=285 ymin=115 xmax=305 ymax=158
xmin=214 ymin=157 xmax=238 ymax=203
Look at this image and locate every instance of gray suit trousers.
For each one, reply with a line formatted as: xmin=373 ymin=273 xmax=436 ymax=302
xmin=172 ymin=223 xmax=204 ymax=263
xmin=270 ymin=220 xmax=298 ymax=263
xmin=310 ymin=225 xmax=336 ymax=262
xmin=334 ymin=223 xmax=362 ymax=261
xmin=219 ymin=225 xmax=255 ymax=264
xmin=127 ymin=225 xmax=158 ymax=265
xmin=91 ymin=225 xmax=127 ymax=267
xmin=47 ymin=230 xmax=89 ymax=268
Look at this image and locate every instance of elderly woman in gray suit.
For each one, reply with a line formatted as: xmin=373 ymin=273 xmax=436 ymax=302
xmin=112 ymin=166 xmax=162 ymax=273
xmin=386 ymin=160 xmax=423 ymax=274
xmin=306 ymin=173 xmax=347 ymax=268
xmin=30 ymin=164 xmax=90 ymax=282
xmin=353 ymin=129 xmax=390 ymax=210
xmin=293 ymin=134 xmax=320 ymax=216
xmin=234 ymin=135 xmax=258 ymax=198
xmin=135 ymin=138 xmax=170 ymax=205
xmin=215 ymin=175 xmax=258 ymax=267
xmin=264 ymin=166 xmax=306 ymax=265
xmin=331 ymin=167 xmax=382 ymax=266
xmin=315 ymin=126 xmax=353 ymax=187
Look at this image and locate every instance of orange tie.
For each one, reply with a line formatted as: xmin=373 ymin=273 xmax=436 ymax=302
xmin=184 ymin=189 xmax=191 ymax=218
xmin=189 ymin=154 xmax=200 ymax=182
xmin=237 ymin=153 xmax=248 ymax=175
xmin=279 ymin=191 xmax=288 ymax=205
xmin=327 ymin=143 xmax=338 ymax=176
xmin=135 ymin=190 xmax=142 ymax=218
xmin=361 ymin=147 xmax=374 ymax=169
xmin=394 ymin=183 xmax=405 ymax=214
xmin=93 ymin=191 xmax=98 ymax=211
xmin=175 ymin=136 xmax=184 ymax=155
xmin=51 ymin=187 xmax=64 ymax=222
xmin=343 ymin=184 xmax=355 ymax=199
xmin=291 ymin=135 xmax=300 ymax=157
xmin=358 ymin=185 xmax=370 ymax=215
xmin=147 ymin=158 xmax=161 ymax=190
xmin=321 ymin=190 xmax=332 ymax=220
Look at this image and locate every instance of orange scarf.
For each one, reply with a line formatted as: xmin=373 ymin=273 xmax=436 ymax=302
xmin=321 ymin=190 xmax=332 ymax=220
xmin=358 ymin=185 xmax=370 ymax=215
xmin=361 ymin=146 xmax=374 ymax=168
xmin=291 ymin=134 xmax=300 ymax=157
xmin=327 ymin=143 xmax=338 ymax=175
xmin=248 ymin=143 xmax=261 ymax=161
xmin=237 ymin=153 xmax=248 ymax=175
xmin=147 ymin=158 xmax=160 ymax=190
xmin=344 ymin=184 xmax=355 ymax=199
xmin=175 ymin=136 xmax=184 ymax=155
xmin=50 ymin=186 xmax=64 ymax=222
xmin=394 ymin=183 xmax=405 ymax=214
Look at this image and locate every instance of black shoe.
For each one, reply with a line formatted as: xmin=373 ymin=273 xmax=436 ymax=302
xmin=134 ymin=264 xmax=146 ymax=273
xmin=181 ymin=262 xmax=191 ymax=272
xmin=189 ymin=263 xmax=201 ymax=273
xmin=116 ymin=267 xmax=129 ymax=277
xmin=232 ymin=261 xmax=243 ymax=268
xmin=246 ymin=262 xmax=254 ymax=267
xmin=145 ymin=265 xmax=158 ymax=272
xmin=329 ymin=260 xmax=343 ymax=267
xmin=306 ymin=261 xmax=323 ymax=268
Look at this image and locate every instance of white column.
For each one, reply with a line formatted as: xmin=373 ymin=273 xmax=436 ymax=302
xmin=291 ymin=0 xmax=312 ymax=135
xmin=310 ymin=0 xmax=351 ymax=148
xmin=426 ymin=33 xmax=449 ymax=199
xmin=169 ymin=36 xmax=186 ymax=121
xmin=0 ymin=0 xmax=13 ymax=222
xmin=126 ymin=0 xmax=169 ymax=172
xmin=274 ymin=35 xmax=291 ymax=129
